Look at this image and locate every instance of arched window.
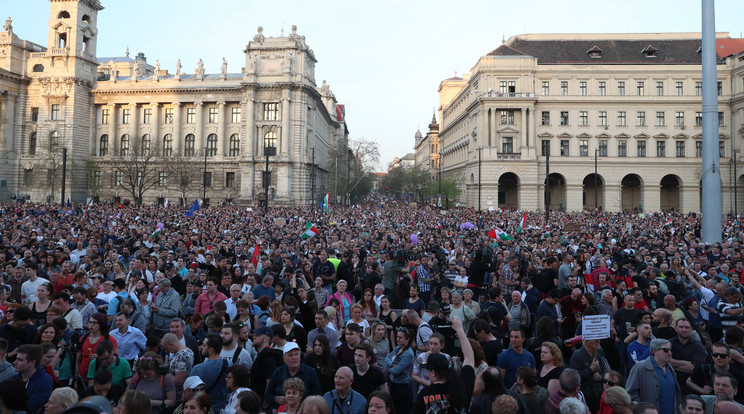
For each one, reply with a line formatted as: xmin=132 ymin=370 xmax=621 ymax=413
xmin=162 ymin=134 xmax=173 ymax=156
xmin=57 ymin=11 xmax=70 ymax=19
xmin=120 ymin=134 xmax=130 ymax=156
xmin=99 ymin=134 xmax=108 ymax=156
xmin=206 ymin=134 xmax=218 ymax=157
xmin=32 ymin=64 xmax=44 ymax=73
xmin=29 ymin=133 xmax=37 ymax=155
xmin=81 ymin=14 xmax=91 ymax=24
xmin=50 ymin=131 xmax=60 ymax=151
xmin=229 ymin=134 xmax=240 ymax=157
xmin=142 ymin=134 xmax=151 ymax=156
xmin=184 ymin=134 xmax=195 ymax=156
xmin=263 ymin=131 xmax=277 ymax=156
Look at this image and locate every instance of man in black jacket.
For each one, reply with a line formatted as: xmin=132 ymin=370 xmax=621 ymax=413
xmin=468 ymin=249 xmax=496 ymax=302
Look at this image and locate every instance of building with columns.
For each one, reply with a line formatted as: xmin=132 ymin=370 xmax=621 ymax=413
xmin=0 ymin=0 xmax=347 ymax=205
xmin=437 ymin=32 xmax=744 ymax=213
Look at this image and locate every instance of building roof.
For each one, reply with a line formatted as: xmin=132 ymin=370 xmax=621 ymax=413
xmin=97 ymin=57 xmax=134 ymax=63
xmin=487 ymin=36 xmax=744 ymax=64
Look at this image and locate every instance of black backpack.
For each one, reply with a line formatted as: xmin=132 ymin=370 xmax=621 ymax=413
xmin=665 ymin=277 xmax=688 ymax=302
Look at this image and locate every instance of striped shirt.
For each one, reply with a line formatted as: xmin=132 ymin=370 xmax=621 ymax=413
xmin=717 ymin=299 xmax=743 ymax=330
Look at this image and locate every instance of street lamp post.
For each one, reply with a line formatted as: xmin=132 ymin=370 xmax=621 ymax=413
xmin=545 ymin=152 xmax=550 ymax=222
xmin=263 ymin=133 xmax=277 ymax=215
xmin=60 ymin=147 xmax=67 ymax=206
xmin=594 ymin=148 xmax=599 ymax=214
xmin=202 ymin=146 xmax=208 ymax=203
xmin=734 ymin=149 xmax=740 ymax=216
xmin=478 ymin=147 xmax=482 ymax=211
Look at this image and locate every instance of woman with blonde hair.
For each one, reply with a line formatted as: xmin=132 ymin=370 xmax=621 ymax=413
xmin=368 ymin=321 xmax=392 ymax=372
xmin=299 ymin=395 xmax=329 ymax=414
xmin=265 ymin=300 xmax=284 ymax=327
xmin=117 ymin=390 xmax=152 ymax=414
xmin=537 ymin=341 xmax=564 ymax=391
xmin=602 ymin=386 xmax=634 ymax=414
xmin=44 ymin=387 xmax=78 ymax=414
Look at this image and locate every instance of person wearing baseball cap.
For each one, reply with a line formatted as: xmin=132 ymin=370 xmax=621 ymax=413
xmin=265 ymin=341 xmax=321 ymax=410
xmin=248 ymin=327 xmax=283 ymax=401
xmin=172 ymin=377 xmax=214 ymax=414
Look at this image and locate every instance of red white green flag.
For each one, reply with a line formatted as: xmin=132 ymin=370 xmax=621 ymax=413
xmin=301 ymin=222 xmax=319 ymax=239
xmin=517 ymin=212 xmax=527 ymax=234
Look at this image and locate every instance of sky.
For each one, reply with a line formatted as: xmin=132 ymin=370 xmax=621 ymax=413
xmin=6 ymin=0 xmax=744 ymax=171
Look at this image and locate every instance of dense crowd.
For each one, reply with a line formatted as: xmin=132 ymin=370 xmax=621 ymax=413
xmin=0 ymin=199 xmax=743 ymax=414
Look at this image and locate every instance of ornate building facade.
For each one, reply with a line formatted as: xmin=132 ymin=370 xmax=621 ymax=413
xmin=0 ymin=0 xmax=347 ymax=205
xmin=436 ymin=33 xmax=744 ymax=213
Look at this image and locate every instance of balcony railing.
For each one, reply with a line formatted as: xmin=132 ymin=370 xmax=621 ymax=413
xmin=497 ymin=152 xmax=521 ymax=160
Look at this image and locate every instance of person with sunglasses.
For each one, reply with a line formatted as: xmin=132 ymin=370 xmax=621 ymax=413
xmin=626 ymin=338 xmax=682 ymax=414
xmin=687 ymin=343 xmax=744 ymax=405
xmin=596 ymin=370 xmax=625 ymax=414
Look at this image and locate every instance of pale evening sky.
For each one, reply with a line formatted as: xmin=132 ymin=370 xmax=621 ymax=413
xmin=5 ymin=0 xmax=744 ymax=170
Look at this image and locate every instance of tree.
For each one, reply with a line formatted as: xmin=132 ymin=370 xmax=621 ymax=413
xmin=327 ymin=137 xmax=380 ymax=203
xmin=162 ymin=153 xmax=203 ymax=205
xmin=379 ymin=167 xmax=406 ymax=197
xmin=84 ymin=159 xmax=102 ymax=201
xmin=106 ymin=134 xmax=161 ymax=205
xmin=438 ymin=178 xmax=462 ymax=209
xmin=405 ymin=166 xmax=432 ymax=203
xmin=39 ymin=126 xmax=65 ymax=204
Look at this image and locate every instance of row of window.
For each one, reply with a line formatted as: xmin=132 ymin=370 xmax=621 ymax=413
xmin=24 ymin=169 xmax=237 ymax=190
xmin=538 ymin=138 xmax=725 ymax=158
xmin=97 ymin=103 xmax=280 ymax=125
xmin=539 ymin=80 xmax=723 ymax=96
xmin=97 ymin=133 xmax=243 ymax=157
xmin=539 ymin=111 xmax=725 ymax=127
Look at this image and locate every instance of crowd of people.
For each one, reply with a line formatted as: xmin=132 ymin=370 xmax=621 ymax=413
xmin=0 ymin=199 xmax=742 ymax=414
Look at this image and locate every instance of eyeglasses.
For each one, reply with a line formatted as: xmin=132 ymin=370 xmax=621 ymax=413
xmin=185 ymin=386 xmax=205 ymax=392
xmin=601 ymin=378 xmax=617 ymax=386
xmin=712 ymin=352 xmax=729 ymax=359
xmin=657 ymin=347 xmax=672 ymax=353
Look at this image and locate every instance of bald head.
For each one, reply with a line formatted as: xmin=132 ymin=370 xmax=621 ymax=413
xmin=715 ymin=401 xmax=744 ymax=414
xmin=161 ymin=333 xmax=179 ymax=346
xmin=336 ymin=366 xmax=353 ymax=379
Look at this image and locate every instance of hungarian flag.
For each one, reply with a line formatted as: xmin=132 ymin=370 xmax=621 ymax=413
xmin=664 ymin=218 xmax=673 ymax=226
xmin=321 ymin=193 xmax=330 ymax=215
xmin=488 ymin=227 xmax=513 ymax=241
xmin=301 ymin=222 xmax=319 ymax=239
xmin=250 ymin=242 xmax=260 ymax=266
xmin=517 ymin=212 xmax=527 ymax=234
xmin=151 ymin=222 xmax=164 ymax=238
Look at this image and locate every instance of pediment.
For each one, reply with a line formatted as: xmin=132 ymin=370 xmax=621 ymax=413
xmin=557 ymin=132 xmax=573 ymax=139
xmin=595 ymin=133 xmax=611 ymax=139
xmin=634 ymin=133 xmax=650 ymax=140
xmin=653 ymin=133 xmax=670 ymax=140
xmin=672 ymin=133 xmax=689 ymax=139
xmin=720 ymin=133 xmax=730 ymax=140
xmin=497 ymin=126 xmax=519 ymax=134
xmin=693 ymin=133 xmax=703 ymax=139
xmin=576 ymin=132 xmax=592 ymax=139
xmin=537 ymin=132 xmax=554 ymax=138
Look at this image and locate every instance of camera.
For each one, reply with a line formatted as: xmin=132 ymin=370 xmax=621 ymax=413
xmin=441 ymin=304 xmax=451 ymax=315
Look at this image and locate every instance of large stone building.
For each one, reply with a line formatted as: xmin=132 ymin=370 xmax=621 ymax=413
xmin=436 ymin=33 xmax=744 ymax=213
xmin=0 ymin=0 xmax=347 ymax=205
xmin=413 ymin=113 xmax=440 ymax=175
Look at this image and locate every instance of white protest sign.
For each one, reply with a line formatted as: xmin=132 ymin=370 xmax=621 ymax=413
xmin=581 ymin=314 xmax=611 ymax=340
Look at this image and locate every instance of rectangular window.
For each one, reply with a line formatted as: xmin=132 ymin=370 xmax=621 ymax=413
xmin=696 ymin=112 xmax=703 ymax=126
xmin=158 ymin=171 xmax=167 ymax=187
xmin=114 ymin=171 xmax=122 ymax=186
xmin=676 ymin=81 xmax=683 ymax=96
xmin=637 ymin=141 xmax=646 ymax=157
xmin=718 ymin=81 xmax=723 ymax=96
xmin=579 ymin=81 xmax=587 ymax=96
xmin=676 ymin=112 xmax=685 ymax=126
xmin=541 ymin=140 xmax=550 ymax=156
xmin=203 ymin=172 xmax=212 ymax=187
xmin=618 ymin=140 xmax=628 ymax=157
xmin=656 ymin=111 xmax=665 ymax=126
xmin=598 ymin=81 xmax=606 ymax=96
xmin=637 ymin=81 xmax=645 ymax=96
xmin=502 ymin=137 xmax=513 ymax=153
xmin=501 ymin=110 xmax=514 ymax=125
xmin=618 ymin=81 xmax=625 ymax=96
xmin=696 ymin=141 xmax=703 ymax=157
xmin=225 ymin=172 xmax=235 ymax=188
xmin=51 ymin=104 xmax=60 ymax=120
xmin=560 ymin=140 xmax=569 ymax=156
xmin=542 ymin=81 xmax=549 ymax=96
xmin=676 ymin=141 xmax=685 ymax=157
xmin=657 ymin=141 xmax=666 ymax=157
xmin=598 ymin=111 xmax=607 ymax=126
xmin=121 ymin=108 xmax=130 ymax=124
xmin=719 ymin=112 xmax=725 ymax=127
xmin=264 ymin=103 xmax=279 ymax=121
xmin=23 ymin=169 xmax=32 ymax=186
xmin=186 ymin=108 xmax=196 ymax=124
xmin=31 ymin=107 xmax=39 ymax=122
xmin=500 ymin=81 xmax=507 ymax=94
xmin=164 ymin=108 xmax=174 ymax=123
xmin=101 ymin=109 xmax=109 ymax=125
xmin=720 ymin=141 xmax=725 ymax=157
xmin=618 ymin=111 xmax=627 ymax=126
xmin=208 ymin=107 xmax=219 ymax=123
xmin=560 ymin=111 xmax=569 ymax=126
xmin=579 ymin=111 xmax=588 ymax=126
xmin=541 ymin=111 xmax=550 ymax=126
xmin=656 ymin=81 xmax=664 ymax=96
xmin=142 ymin=108 xmax=152 ymax=124
xmin=231 ymin=107 xmax=241 ymax=123
xmin=579 ymin=140 xmax=589 ymax=157
xmin=508 ymin=81 xmax=516 ymax=95
xmin=599 ymin=140 xmax=608 ymax=157
xmin=695 ymin=81 xmax=702 ymax=96
xmin=93 ymin=171 xmax=101 ymax=187
xmin=561 ymin=81 xmax=568 ymax=95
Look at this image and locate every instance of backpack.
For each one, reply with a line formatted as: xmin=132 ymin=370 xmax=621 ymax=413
xmin=665 ymin=278 xmax=688 ymax=302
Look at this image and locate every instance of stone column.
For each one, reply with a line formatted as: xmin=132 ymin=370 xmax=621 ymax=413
xmin=151 ymin=103 xmax=160 ymax=153
xmin=217 ymin=102 xmax=226 ymax=156
xmin=130 ymin=103 xmax=139 ymax=143
xmin=520 ymin=107 xmax=527 ymax=148
xmin=681 ymin=184 xmax=701 ymax=213
xmin=643 ymin=184 xmax=661 ymax=212
xmin=109 ymin=104 xmax=118 ymax=151
xmin=243 ymin=91 xmax=255 ymax=158
xmin=281 ymin=90 xmax=290 ymax=156
xmin=0 ymin=92 xmax=17 ymax=152
xmin=195 ymin=101 xmax=204 ymax=151
xmin=173 ymin=103 xmax=182 ymax=156
xmin=479 ymin=108 xmax=487 ymax=147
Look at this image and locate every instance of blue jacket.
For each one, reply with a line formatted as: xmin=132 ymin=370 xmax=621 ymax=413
xmin=323 ymin=389 xmax=367 ymax=414
xmin=384 ymin=346 xmax=414 ymax=384
xmin=17 ymin=367 xmax=53 ymax=414
xmin=265 ymin=363 xmax=321 ymax=407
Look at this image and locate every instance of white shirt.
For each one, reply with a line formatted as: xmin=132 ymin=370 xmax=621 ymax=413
xmin=63 ymin=308 xmax=83 ymax=330
xmin=21 ymin=277 xmax=49 ymax=304
xmin=225 ymin=297 xmax=239 ymax=320
xmin=220 ymin=344 xmax=253 ymax=370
